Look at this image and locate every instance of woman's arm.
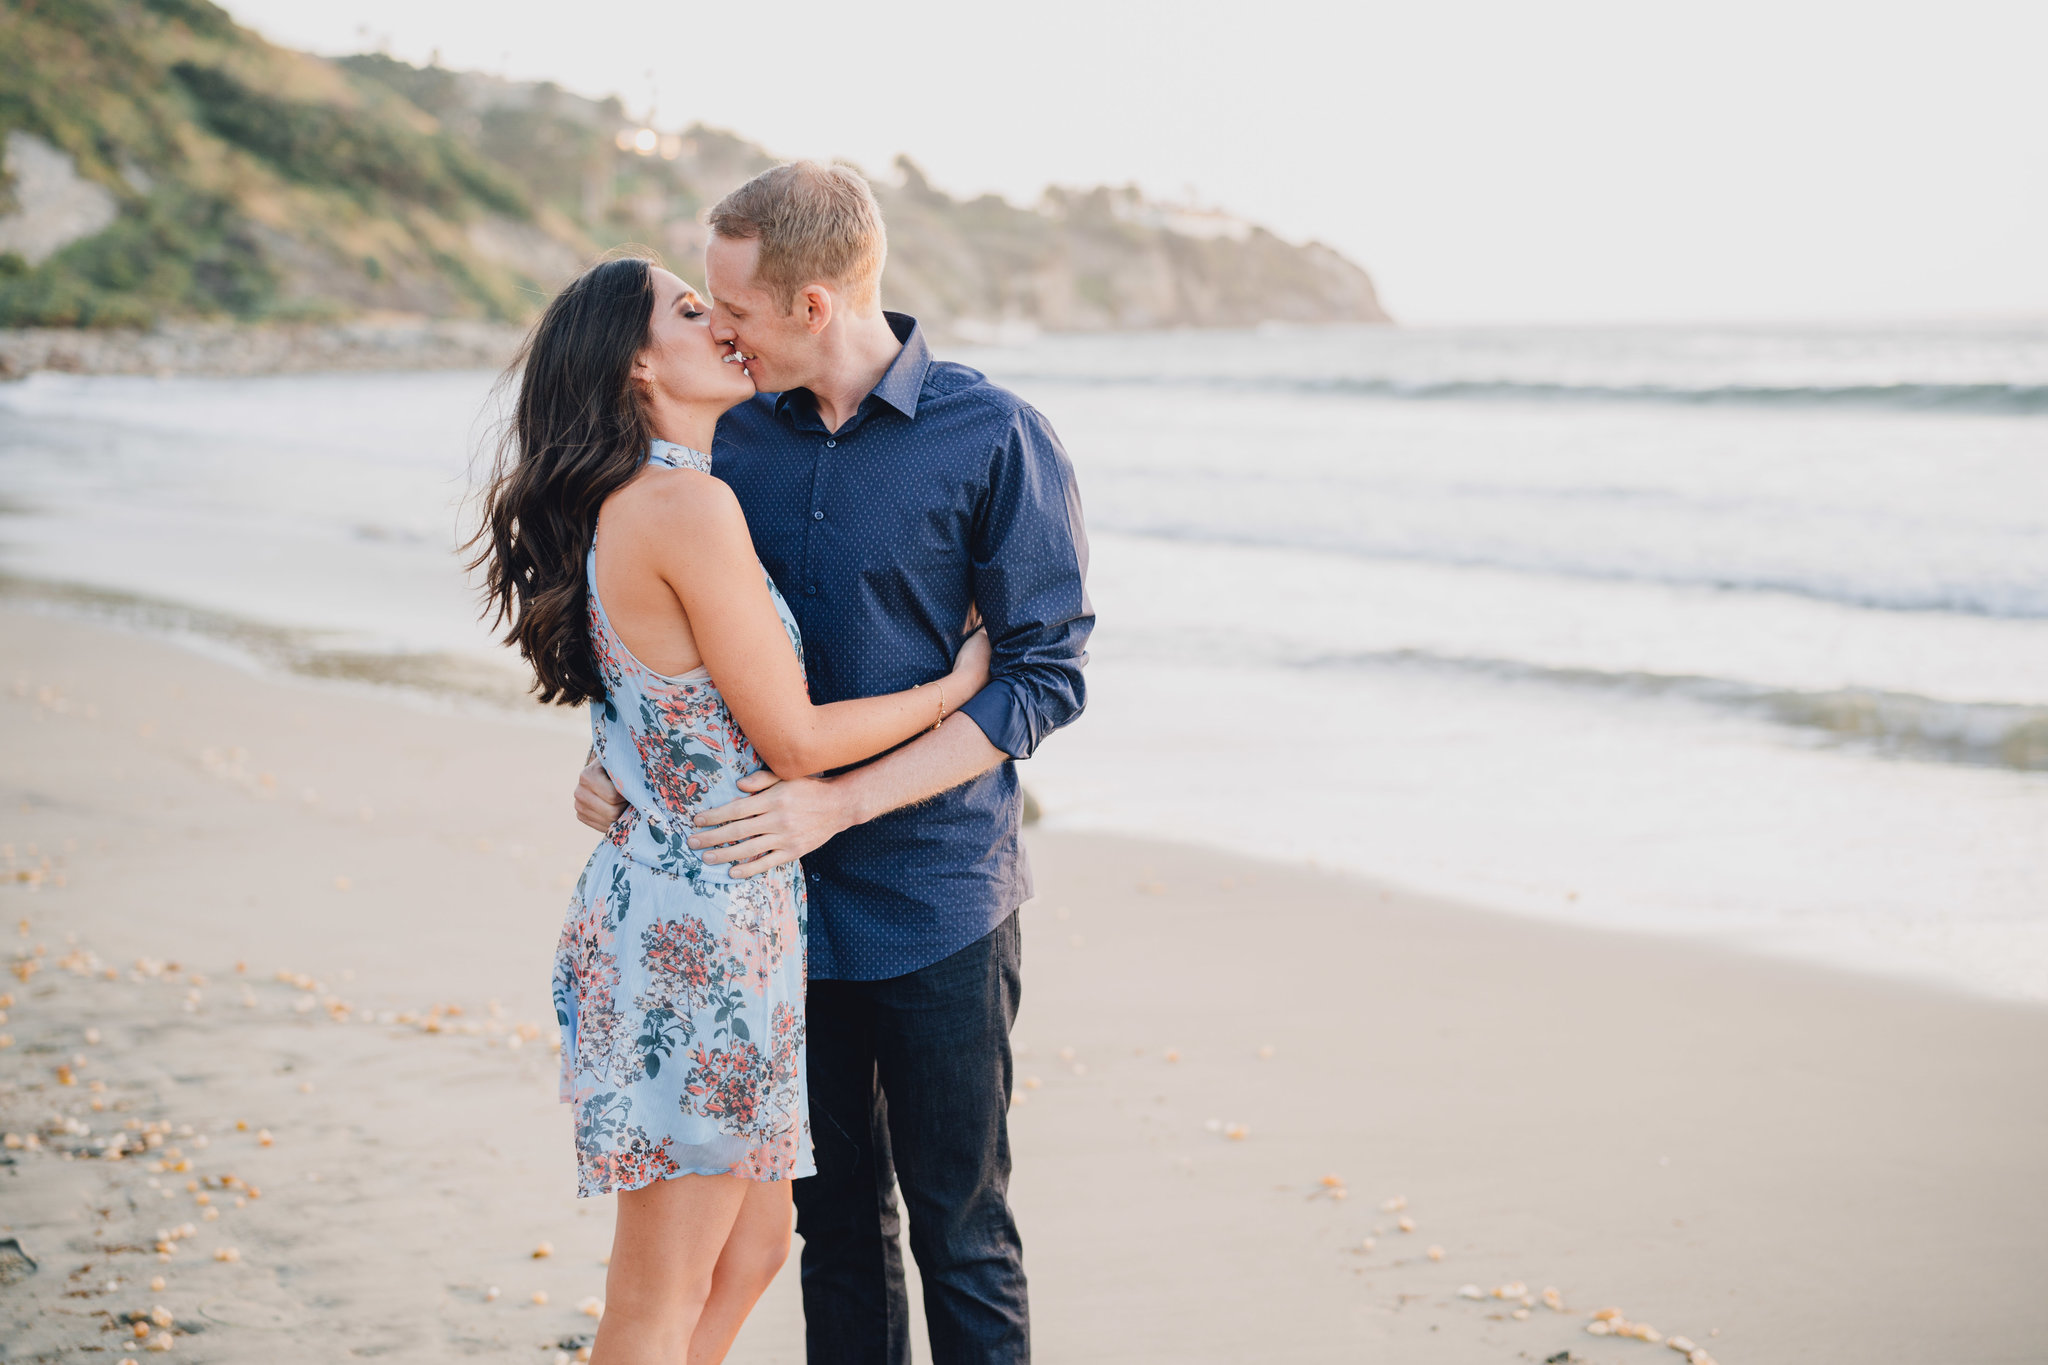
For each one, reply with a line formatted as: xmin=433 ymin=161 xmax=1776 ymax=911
xmin=641 ymin=472 xmax=987 ymax=779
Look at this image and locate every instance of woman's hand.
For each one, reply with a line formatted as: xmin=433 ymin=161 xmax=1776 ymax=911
xmin=947 ymin=627 xmax=992 ymax=701
xmin=574 ymin=754 xmax=629 ymax=833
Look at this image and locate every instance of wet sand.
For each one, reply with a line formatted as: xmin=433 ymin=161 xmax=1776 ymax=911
xmin=3 ymin=606 xmax=2045 ymax=1363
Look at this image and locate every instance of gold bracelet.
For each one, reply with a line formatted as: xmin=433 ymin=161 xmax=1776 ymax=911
xmin=915 ymin=680 xmax=947 ymax=730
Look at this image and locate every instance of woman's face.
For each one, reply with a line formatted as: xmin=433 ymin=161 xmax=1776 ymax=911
xmin=633 ymin=267 xmax=756 ymax=412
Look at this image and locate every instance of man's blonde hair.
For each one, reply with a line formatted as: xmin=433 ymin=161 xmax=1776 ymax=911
xmin=706 ymin=161 xmax=887 ymax=313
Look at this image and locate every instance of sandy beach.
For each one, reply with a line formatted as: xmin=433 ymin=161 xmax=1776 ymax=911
xmin=4 ymin=605 xmax=2046 ymax=1364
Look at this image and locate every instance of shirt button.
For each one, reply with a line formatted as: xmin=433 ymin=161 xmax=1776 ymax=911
xmin=825 ymin=438 xmax=837 ymax=448
xmin=805 ymin=584 xmax=818 ymax=596
xmin=812 ymin=510 xmax=825 ymax=520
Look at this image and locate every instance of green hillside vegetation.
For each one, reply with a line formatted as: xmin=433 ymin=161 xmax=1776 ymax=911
xmin=0 ymin=0 xmax=1385 ymax=332
xmin=0 ymin=0 xmax=586 ymax=326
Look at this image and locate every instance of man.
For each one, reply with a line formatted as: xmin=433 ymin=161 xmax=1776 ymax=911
xmin=573 ymin=160 xmax=1091 ymax=1365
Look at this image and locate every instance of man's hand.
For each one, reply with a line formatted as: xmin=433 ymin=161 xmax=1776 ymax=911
xmin=574 ymin=756 xmax=628 ymax=833
xmin=688 ymin=770 xmax=855 ymax=878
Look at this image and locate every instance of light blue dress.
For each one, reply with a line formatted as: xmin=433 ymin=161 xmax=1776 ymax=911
xmin=552 ymin=440 xmax=814 ymax=1196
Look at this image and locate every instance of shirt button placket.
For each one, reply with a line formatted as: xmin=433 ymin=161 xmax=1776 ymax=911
xmin=803 ymin=434 xmax=831 ymax=607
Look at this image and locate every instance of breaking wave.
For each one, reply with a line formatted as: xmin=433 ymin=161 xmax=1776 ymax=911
xmin=999 ymin=371 xmax=2048 ymax=414
xmin=1300 ymin=649 xmax=2048 ymax=772
xmin=1114 ymin=522 xmax=2048 ymax=621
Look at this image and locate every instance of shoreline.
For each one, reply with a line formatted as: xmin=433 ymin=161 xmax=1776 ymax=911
xmin=4 ymin=579 xmax=2044 ymax=1010
xmin=4 ymin=607 xmax=2046 ymax=1362
xmin=0 ymin=315 xmax=1395 ymax=382
xmin=0 ymin=320 xmax=527 ymax=381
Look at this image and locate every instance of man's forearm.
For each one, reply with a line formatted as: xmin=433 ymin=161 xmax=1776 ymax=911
xmin=686 ymin=706 xmax=1011 ymax=876
xmin=833 ymin=715 xmax=1007 ymax=827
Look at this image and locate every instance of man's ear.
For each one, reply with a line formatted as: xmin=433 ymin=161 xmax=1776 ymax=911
xmin=800 ymin=284 xmax=834 ymax=336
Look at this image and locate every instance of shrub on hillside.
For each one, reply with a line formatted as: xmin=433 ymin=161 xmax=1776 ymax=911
xmin=170 ymin=62 xmax=530 ymax=220
xmin=0 ymin=188 xmax=274 ymax=327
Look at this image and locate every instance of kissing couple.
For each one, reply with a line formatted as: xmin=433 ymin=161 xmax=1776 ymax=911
xmin=472 ymin=161 xmax=1092 ymax=1365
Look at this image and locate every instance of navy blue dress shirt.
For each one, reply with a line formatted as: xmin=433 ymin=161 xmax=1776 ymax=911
xmin=713 ymin=313 xmax=1093 ymax=982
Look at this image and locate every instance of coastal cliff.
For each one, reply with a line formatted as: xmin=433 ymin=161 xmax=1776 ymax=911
xmin=0 ymin=0 xmax=1385 ymax=372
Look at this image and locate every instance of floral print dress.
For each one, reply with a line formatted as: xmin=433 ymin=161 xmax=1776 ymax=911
xmin=553 ymin=440 xmax=812 ymax=1197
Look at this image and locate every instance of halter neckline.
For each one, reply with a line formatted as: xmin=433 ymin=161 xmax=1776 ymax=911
xmin=648 ymin=439 xmax=712 ymax=473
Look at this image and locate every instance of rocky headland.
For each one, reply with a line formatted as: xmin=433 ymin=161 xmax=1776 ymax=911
xmin=0 ymin=0 xmax=1387 ymax=379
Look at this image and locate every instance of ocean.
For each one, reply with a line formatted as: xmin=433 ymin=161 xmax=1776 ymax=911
xmin=3 ymin=322 xmax=2043 ymax=1001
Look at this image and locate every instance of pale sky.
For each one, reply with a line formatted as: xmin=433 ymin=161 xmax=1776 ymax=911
xmin=223 ymin=0 xmax=2047 ymax=325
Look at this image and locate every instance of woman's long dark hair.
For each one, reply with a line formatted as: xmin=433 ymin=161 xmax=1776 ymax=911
xmin=469 ymin=253 xmax=657 ymax=705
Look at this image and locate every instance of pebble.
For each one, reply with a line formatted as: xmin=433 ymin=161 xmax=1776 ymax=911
xmin=1396 ymin=1215 xmax=1415 ymax=1233
xmin=533 ymin=1241 xmax=554 ymax=1259
xmin=1458 ymin=1285 xmax=1486 ymax=1300
xmin=1426 ymin=1245 xmax=1445 ymax=1261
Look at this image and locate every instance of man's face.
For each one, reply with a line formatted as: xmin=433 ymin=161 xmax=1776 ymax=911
xmin=705 ymin=234 xmax=818 ymax=396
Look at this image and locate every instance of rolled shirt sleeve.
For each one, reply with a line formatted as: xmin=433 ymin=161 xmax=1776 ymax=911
xmin=956 ymin=404 xmax=1093 ymax=760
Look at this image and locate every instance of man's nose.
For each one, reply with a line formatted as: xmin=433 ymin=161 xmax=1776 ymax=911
xmin=709 ymin=317 xmax=737 ymax=342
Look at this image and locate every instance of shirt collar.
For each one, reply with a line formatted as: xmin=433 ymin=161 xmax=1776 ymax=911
xmin=869 ymin=312 xmax=929 ymax=419
xmin=773 ymin=312 xmax=930 ymax=427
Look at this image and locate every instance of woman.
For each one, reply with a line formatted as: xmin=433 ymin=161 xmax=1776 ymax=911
xmin=472 ymin=253 xmax=987 ymax=1365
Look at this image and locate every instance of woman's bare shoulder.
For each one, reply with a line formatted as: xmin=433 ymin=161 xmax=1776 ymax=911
xmin=605 ymin=465 xmax=745 ymax=536
xmin=602 ymin=467 xmax=754 ymax=584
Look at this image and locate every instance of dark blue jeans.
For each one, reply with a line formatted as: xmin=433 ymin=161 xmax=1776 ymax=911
xmin=795 ymin=912 xmax=1028 ymax=1365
